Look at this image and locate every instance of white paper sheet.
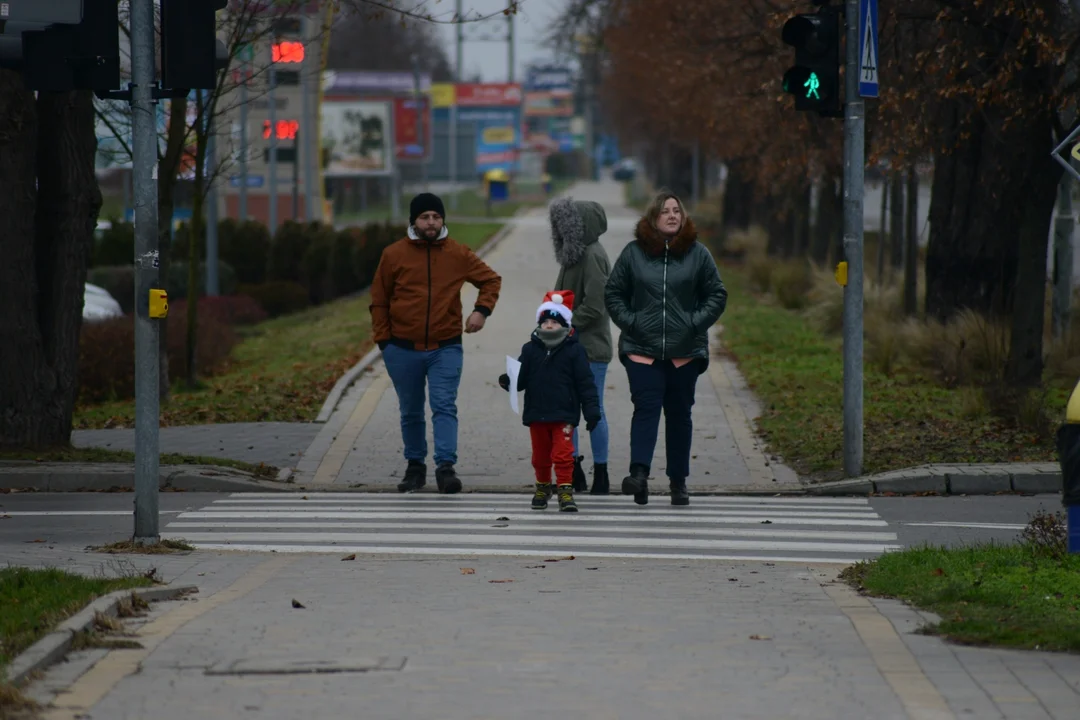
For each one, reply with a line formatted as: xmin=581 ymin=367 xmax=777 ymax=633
xmin=506 ymin=355 xmax=522 ymax=414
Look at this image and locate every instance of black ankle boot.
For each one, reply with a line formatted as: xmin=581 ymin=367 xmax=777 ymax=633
xmin=621 ymin=463 xmax=649 ymax=505
xmin=669 ymin=478 xmax=690 ymax=506
xmin=572 ymin=456 xmax=588 ymax=492
xmin=590 ymin=464 xmax=610 ymax=495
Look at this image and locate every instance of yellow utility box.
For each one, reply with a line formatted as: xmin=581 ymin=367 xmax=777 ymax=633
xmin=149 ymin=288 xmax=169 ymax=319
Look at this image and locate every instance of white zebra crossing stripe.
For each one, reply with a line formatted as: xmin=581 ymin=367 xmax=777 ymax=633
xmin=163 ymin=493 xmax=898 ymax=564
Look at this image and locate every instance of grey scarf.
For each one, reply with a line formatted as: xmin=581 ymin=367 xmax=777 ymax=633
xmin=537 ymin=326 xmax=570 ymax=349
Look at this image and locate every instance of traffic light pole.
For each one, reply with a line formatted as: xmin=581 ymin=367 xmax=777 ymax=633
xmin=131 ymin=0 xmax=161 ymax=542
xmin=842 ymin=0 xmax=865 ymax=478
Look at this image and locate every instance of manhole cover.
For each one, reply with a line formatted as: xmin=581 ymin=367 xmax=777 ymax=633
xmin=205 ymin=656 xmax=406 ymax=676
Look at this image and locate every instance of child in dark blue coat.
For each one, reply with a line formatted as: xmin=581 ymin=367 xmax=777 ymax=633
xmin=499 ymin=291 xmax=602 ymax=512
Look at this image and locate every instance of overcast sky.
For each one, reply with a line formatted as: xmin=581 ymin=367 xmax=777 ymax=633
xmin=435 ymin=0 xmax=567 ymax=83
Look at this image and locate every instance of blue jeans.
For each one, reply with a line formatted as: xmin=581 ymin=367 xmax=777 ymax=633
xmin=382 ymin=344 xmax=464 ymax=466
xmin=572 ymin=361 xmax=609 ymax=465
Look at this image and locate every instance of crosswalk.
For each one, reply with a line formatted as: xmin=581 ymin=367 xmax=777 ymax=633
xmin=162 ymin=493 xmax=901 ymax=564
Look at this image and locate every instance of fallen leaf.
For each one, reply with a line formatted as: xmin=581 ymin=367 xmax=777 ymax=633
xmin=728 ymin=578 xmax=738 ymax=582
xmin=291 ymin=599 xmax=306 ymax=609
xmin=524 ymin=565 xmax=546 ymax=569
xmin=932 ymin=568 xmax=945 ymax=576
xmin=544 ymin=555 xmax=575 ymax=562
xmin=760 ymin=520 xmax=773 ymax=524
xmin=341 ymin=554 xmax=356 ymax=561
xmin=538 ymin=590 xmax=561 ymax=593
xmin=460 ymin=568 xmax=476 ymax=575
xmin=492 ymin=524 xmax=509 ymax=528
xmin=586 ymin=567 xmax=599 ymax=570
xmin=496 ymin=516 xmax=510 ymax=521
xmin=489 ymin=579 xmax=514 ymax=584
xmin=24 ymin=539 xmax=45 ymax=543
xmin=749 ymin=635 xmax=772 ymax=641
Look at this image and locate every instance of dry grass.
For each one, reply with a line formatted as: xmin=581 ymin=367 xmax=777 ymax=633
xmin=90 ymin=538 xmax=194 ymax=555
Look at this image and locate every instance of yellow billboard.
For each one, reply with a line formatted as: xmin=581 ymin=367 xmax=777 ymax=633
xmin=431 ymin=83 xmax=456 ymax=108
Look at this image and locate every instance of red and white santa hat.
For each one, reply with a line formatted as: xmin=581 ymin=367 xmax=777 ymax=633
xmin=536 ymin=290 xmax=575 ymax=326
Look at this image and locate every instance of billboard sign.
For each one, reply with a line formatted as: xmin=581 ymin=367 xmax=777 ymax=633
xmin=459 ymin=107 xmax=521 ymax=173
xmin=323 ymin=70 xmax=432 ymax=95
xmin=321 ymin=100 xmax=393 ymax=176
xmin=525 ymin=66 xmax=573 ymax=92
xmin=456 ymin=83 xmax=523 ymax=107
xmin=523 ymin=91 xmax=573 ymax=117
xmin=393 ymin=96 xmax=433 ymax=161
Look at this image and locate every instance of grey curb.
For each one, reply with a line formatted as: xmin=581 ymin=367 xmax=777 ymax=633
xmin=311 ymin=216 xmax=521 ymax=424
xmin=804 ymin=463 xmax=1062 ymax=497
xmin=0 ymin=464 xmax=292 ymax=493
xmin=3 ymin=584 xmax=197 ymax=687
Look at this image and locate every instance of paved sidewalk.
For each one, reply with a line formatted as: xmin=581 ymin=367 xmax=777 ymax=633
xmin=5 ymin=545 xmax=1077 ymax=719
xmin=299 ymin=179 xmax=793 ymax=492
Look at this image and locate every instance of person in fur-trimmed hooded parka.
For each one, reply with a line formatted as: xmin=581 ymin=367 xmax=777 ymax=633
xmin=549 ymin=196 xmax=613 ymax=495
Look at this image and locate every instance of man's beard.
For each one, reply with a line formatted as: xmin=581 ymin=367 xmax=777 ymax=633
xmin=420 ymin=226 xmax=440 ymax=239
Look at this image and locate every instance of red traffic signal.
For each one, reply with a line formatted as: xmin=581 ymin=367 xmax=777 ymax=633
xmin=272 ymin=41 xmax=305 ymax=64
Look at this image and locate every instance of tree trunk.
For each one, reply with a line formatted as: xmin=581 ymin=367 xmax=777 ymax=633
xmin=876 ymin=176 xmax=888 ymax=284
xmin=811 ymin=169 xmax=840 ymax=266
xmin=793 ymin=181 xmax=812 ymax=257
xmin=903 ymin=168 xmax=919 ymax=316
xmin=1006 ymin=110 xmax=1062 ymax=387
xmin=186 ymin=95 xmax=207 ymax=389
xmin=925 ymin=105 xmax=1021 ymax=322
xmin=722 ymin=158 xmax=753 ymax=230
xmin=889 ymin=170 xmax=904 ymax=271
xmin=157 ymin=98 xmax=189 ymax=401
xmin=0 ymin=78 xmax=101 ymax=448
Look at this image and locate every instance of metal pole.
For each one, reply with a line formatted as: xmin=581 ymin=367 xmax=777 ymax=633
xmin=449 ymin=0 xmax=461 ymax=212
xmin=268 ymin=55 xmax=278 ymax=232
xmin=507 ymin=3 xmax=514 ymax=83
xmin=300 ymin=17 xmax=315 ymax=222
xmin=206 ymin=105 xmax=219 ymax=296
xmin=1054 ymin=167 xmax=1075 ymax=339
xmin=411 ymin=55 xmax=428 ymax=192
xmin=130 ymin=0 xmax=160 ymax=542
xmin=239 ymin=56 xmax=249 ymax=221
xmin=842 ymin=0 xmax=865 ymax=478
xmin=293 ymin=129 xmax=300 ymax=219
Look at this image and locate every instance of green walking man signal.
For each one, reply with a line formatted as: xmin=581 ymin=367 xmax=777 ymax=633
xmin=781 ymin=10 xmax=841 ymax=117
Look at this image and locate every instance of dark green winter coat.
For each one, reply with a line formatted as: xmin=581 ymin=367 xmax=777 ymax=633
xmin=550 ymin=198 xmax=613 ymax=363
xmin=604 ymin=216 xmax=728 ymax=363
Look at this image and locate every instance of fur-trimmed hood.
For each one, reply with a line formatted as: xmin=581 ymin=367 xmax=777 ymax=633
xmin=633 ymin=216 xmax=698 ymax=257
xmin=550 ymin=197 xmax=608 ymax=267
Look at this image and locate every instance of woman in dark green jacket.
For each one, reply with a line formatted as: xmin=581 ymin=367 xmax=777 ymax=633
xmin=604 ymin=191 xmax=728 ymax=506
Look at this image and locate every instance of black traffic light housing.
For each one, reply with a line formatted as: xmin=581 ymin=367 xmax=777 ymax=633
xmin=19 ymin=0 xmax=120 ymax=92
xmin=161 ymin=0 xmax=229 ymax=92
xmin=781 ymin=7 xmax=841 ymax=118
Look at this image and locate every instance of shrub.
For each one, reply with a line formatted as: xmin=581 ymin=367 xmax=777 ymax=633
xmin=300 ymin=223 xmax=338 ymax=304
xmin=267 ymin=220 xmax=311 ymax=283
xmin=172 ymin=295 xmax=268 ymax=327
xmin=93 ymin=220 xmax=135 ymax=267
xmin=86 ymin=266 xmax=135 ymax=314
xmin=746 ymin=255 xmax=775 ymax=294
xmin=221 ymin=219 xmax=271 ymax=285
xmin=77 ymin=311 xmax=237 ymax=403
xmin=167 ymin=260 xmax=238 ymax=301
xmin=771 ymin=261 xmax=813 ymax=310
xmin=354 ymin=222 xmax=404 ymax=289
xmin=331 ymin=228 xmax=363 ymax=297
xmin=237 ymin=281 xmax=310 ymax=318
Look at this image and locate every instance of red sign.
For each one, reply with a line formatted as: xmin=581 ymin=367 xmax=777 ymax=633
xmin=272 ymin=41 xmax=305 ymax=63
xmin=392 ymin=96 xmax=432 ymax=161
xmin=456 ymin=83 xmax=523 ymax=107
xmin=263 ymin=119 xmax=300 ymax=140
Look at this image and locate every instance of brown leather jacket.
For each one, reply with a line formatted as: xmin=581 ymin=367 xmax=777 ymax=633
xmin=370 ymin=232 xmax=502 ymax=351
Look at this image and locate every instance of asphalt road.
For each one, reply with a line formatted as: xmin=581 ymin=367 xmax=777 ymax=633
xmin=0 ymin=491 xmax=1066 ymax=555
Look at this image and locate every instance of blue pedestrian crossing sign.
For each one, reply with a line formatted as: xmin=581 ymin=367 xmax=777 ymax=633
xmin=859 ymin=0 xmax=879 ymax=98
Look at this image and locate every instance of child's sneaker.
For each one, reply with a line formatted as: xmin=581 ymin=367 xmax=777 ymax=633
xmin=557 ymin=485 xmax=578 ymax=512
xmin=531 ymin=483 xmax=552 ymax=510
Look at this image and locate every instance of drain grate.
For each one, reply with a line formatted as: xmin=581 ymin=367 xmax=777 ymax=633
xmin=205 ymin=656 xmax=407 ymax=676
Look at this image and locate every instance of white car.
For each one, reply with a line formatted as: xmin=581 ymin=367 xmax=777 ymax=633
xmin=84 ymin=283 xmax=124 ymax=322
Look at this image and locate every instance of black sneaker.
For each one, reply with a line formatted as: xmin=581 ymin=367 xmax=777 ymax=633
xmin=396 ymin=460 xmax=426 ymax=493
xmin=435 ymin=463 xmax=462 ymax=494
xmin=557 ymin=485 xmax=578 ymax=512
xmin=572 ymin=456 xmax=588 ymax=492
xmin=531 ymin=482 xmax=552 ymax=510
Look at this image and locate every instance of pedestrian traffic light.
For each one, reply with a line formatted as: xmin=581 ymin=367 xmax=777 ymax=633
xmin=1 ymin=0 xmax=121 ymax=92
xmin=161 ymin=0 xmax=229 ymax=92
xmin=781 ymin=9 xmax=841 ymax=117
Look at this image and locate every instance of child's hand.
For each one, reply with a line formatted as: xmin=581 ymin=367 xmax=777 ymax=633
xmin=498 ymin=373 xmax=510 ymax=392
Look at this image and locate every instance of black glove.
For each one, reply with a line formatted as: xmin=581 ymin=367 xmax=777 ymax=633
xmin=498 ymin=373 xmax=510 ymax=391
xmin=378 ymin=340 xmax=388 ymax=351
xmin=586 ymin=418 xmax=599 ymax=433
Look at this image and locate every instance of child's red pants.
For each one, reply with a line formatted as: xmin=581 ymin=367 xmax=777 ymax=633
xmin=529 ymin=422 xmax=575 ymax=486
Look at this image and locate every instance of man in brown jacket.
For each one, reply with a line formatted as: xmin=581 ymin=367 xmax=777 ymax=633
xmin=370 ymin=193 xmax=502 ymax=493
